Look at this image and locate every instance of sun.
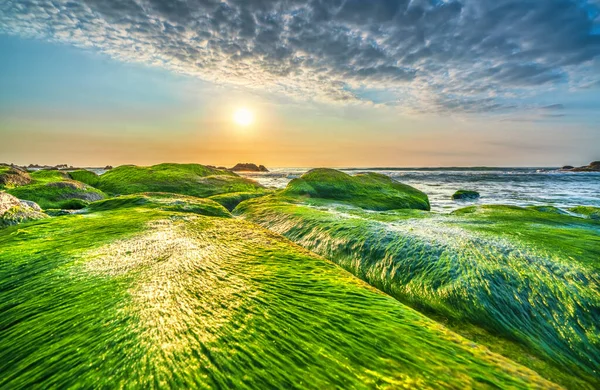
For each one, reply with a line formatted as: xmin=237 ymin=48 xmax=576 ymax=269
xmin=233 ymin=108 xmax=254 ymax=126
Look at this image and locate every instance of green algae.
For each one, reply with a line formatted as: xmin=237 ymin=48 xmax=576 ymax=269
xmin=69 ymin=169 xmax=101 ymax=187
xmin=0 ymin=197 xmax=559 ymax=389
xmin=96 ymin=163 xmax=264 ymax=197
xmin=282 ymin=168 xmax=430 ymax=211
xmin=88 ymin=193 xmax=232 ymax=218
xmin=209 ymin=191 xmax=271 ymax=211
xmin=237 ymin=196 xmax=600 ymax=389
xmin=569 ymin=206 xmax=600 ymax=220
xmin=452 ymin=189 xmax=480 ymax=200
xmin=5 ymin=170 xmax=106 ymax=210
xmin=0 ymin=204 xmax=48 ymax=228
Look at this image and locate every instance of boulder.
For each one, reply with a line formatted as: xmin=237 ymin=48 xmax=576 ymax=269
xmin=0 ymin=192 xmax=21 ymax=215
xmin=282 ymin=168 xmax=430 ymax=211
xmin=0 ymin=192 xmax=47 ymax=227
xmin=19 ymin=199 xmax=42 ymax=211
xmin=452 ymin=190 xmax=481 ymax=201
xmin=0 ymin=167 xmax=32 ymax=187
xmin=230 ymin=163 xmax=269 ymax=172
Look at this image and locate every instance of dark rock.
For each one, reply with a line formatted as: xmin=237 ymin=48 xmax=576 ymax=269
xmin=230 ymin=163 xmax=269 ymax=172
xmin=452 ymin=190 xmax=481 ymax=201
xmin=561 ymin=165 xmax=574 ymax=170
xmin=566 ymin=161 xmax=600 ymax=172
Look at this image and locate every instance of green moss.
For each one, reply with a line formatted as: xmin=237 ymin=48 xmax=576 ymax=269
xmin=0 ymin=205 xmax=48 ymax=228
xmin=88 ymin=193 xmax=232 ymax=218
xmin=209 ymin=191 xmax=271 ymax=211
xmin=452 ymin=189 xmax=480 ymax=200
xmin=96 ymin=163 xmax=264 ymax=197
xmin=526 ymin=205 xmax=569 ymax=214
xmin=0 ymin=199 xmax=559 ymax=388
xmin=69 ymin=169 xmax=101 ymax=187
xmin=281 ymin=168 xmax=430 ymax=211
xmin=569 ymin=206 xmax=600 ymax=220
xmin=238 ymin=199 xmax=600 ymax=388
xmin=0 ymin=166 xmax=32 ymax=188
xmin=6 ymin=171 xmax=107 ymax=210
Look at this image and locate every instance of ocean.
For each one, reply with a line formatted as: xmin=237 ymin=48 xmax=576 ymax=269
xmin=237 ymin=168 xmax=600 ymax=212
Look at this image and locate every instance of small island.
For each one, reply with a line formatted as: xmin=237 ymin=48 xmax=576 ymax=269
xmin=229 ymin=163 xmax=269 ymax=172
xmin=560 ymin=161 xmax=600 ymax=172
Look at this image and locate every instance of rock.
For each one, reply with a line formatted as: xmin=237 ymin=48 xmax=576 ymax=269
xmin=19 ymin=199 xmax=42 ymax=211
xmin=561 ymin=165 xmax=574 ymax=170
xmin=452 ymin=190 xmax=480 ymax=201
xmin=46 ymin=181 xmax=104 ymax=202
xmin=0 ymin=192 xmax=22 ymax=215
xmin=47 ymin=180 xmax=87 ymax=190
xmin=281 ymin=168 xmax=430 ymax=211
xmin=563 ymin=161 xmax=600 ymax=172
xmin=230 ymin=163 xmax=269 ymax=172
xmin=0 ymin=166 xmax=32 ymax=187
xmin=0 ymin=192 xmax=47 ymax=227
xmin=104 ymin=165 xmax=113 ymax=170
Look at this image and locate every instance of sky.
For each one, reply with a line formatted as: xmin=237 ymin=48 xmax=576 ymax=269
xmin=0 ymin=0 xmax=599 ymax=167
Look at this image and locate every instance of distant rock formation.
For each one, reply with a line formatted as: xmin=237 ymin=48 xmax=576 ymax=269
xmin=230 ymin=163 xmax=269 ymax=172
xmin=561 ymin=161 xmax=600 ymax=172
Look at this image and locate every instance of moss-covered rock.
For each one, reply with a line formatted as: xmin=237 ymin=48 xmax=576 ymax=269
xmin=88 ymin=193 xmax=232 ymax=218
xmin=527 ymin=205 xmax=569 ymax=215
xmin=0 ymin=196 xmax=560 ymax=388
xmin=0 ymin=165 xmax=31 ymax=188
xmin=209 ymin=191 xmax=271 ymax=211
xmin=452 ymin=189 xmax=480 ymax=200
xmin=0 ymin=192 xmax=47 ymax=227
xmin=69 ymin=169 xmax=101 ymax=187
xmin=282 ymin=168 xmax=430 ymax=211
xmin=6 ymin=170 xmax=106 ymax=210
xmin=238 ymin=198 xmax=600 ymax=388
xmin=96 ymin=163 xmax=264 ymax=197
xmin=569 ymin=206 xmax=600 ymax=220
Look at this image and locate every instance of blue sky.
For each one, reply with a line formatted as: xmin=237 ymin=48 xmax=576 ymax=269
xmin=0 ymin=0 xmax=599 ymax=167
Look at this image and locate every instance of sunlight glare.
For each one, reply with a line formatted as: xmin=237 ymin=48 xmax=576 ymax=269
xmin=233 ymin=108 xmax=254 ymax=127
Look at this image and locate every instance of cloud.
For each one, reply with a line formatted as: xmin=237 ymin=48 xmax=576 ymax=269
xmin=1 ymin=0 xmax=599 ymax=113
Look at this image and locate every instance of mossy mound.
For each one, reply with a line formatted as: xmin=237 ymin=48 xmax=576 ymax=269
xmin=0 ymin=165 xmax=31 ymax=188
xmin=452 ymin=189 xmax=480 ymax=200
xmin=282 ymin=168 xmax=430 ymax=211
xmin=87 ymin=193 xmax=232 ymax=218
xmin=96 ymin=163 xmax=264 ymax=197
xmin=569 ymin=206 xmax=600 ymax=220
xmin=526 ymin=205 xmax=569 ymax=215
xmin=6 ymin=170 xmax=106 ymax=210
xmin=0 ymin=197 xmax=559 ymax=388
xmin=69 ymin=169 xmax=101 ymax=187
xmin=238 ymin=199 xmax=600 ymax=388
xmin=209 ymin=191 xmax=271 ymax=211
xmin=0 ymin=192 xmax=47 ymax=227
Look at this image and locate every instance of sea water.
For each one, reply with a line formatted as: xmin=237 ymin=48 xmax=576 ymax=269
xmin=237 ymin=168 xmax=600 ymax=212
